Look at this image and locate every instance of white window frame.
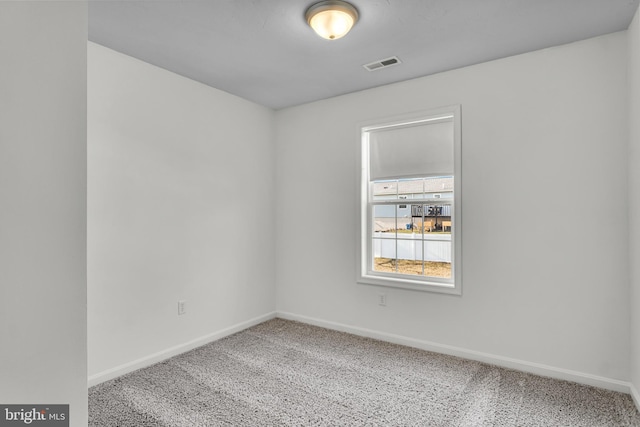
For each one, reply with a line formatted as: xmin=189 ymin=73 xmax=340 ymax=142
xmin=358 ymin=106 xmax=462 ymax=295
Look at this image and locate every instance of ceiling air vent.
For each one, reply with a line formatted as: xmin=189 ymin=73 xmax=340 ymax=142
xmin=363 ymin=56 xmax=401 ymax=72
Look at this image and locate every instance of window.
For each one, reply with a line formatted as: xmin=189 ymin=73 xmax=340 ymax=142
xmin=359 ymin=106 xmax=461 ymax=294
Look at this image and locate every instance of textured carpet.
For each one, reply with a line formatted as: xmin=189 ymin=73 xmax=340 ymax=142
xmin=89 ymin=319 xmax=640 ymax=426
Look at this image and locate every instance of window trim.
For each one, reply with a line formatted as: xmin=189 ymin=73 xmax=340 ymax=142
xmin=357 ymin=106 xmax=462 ymax=295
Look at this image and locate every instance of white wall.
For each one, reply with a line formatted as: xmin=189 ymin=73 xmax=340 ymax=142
xmin=0 ymin=2 xmax=87 ymax=425
xmin=275 ymin=32 xmax=630 ymax=386
xmin=88 ymin=43 xmax=276 ymax=381
xmin=628 ymin=6 xmax=640 ymax=406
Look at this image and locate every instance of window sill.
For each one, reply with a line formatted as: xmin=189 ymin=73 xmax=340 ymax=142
xmin=358 ymin=273 xmax=461 ymax=295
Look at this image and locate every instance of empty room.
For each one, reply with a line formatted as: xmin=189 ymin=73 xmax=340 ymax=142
xmin=1 ymin=0 xmax=640 ymax=425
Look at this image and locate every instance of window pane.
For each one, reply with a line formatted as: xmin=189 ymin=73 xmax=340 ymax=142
xmin=373 ymin=180 xmax=397 ymax=200
xmin=424 ymin=219 xmax=452 ymax=279
xmin=423 ymin=203 xmax=451 ymax=233
xmin=424 ymin=260 xmax=452 ymax=278
xmin=373 ymin=204 xmax=397 ymax=271
xmin=396 ymin=203 xmax=421 ymax=276
xmin=397 ymin=178 xmax=424 ymax=200
xmin=397 ymin=236 xmax=423 ymax=276
xmin=373 ymin=237 xmax=396 ymax=273
xmin=372 ymin=205 xmax=396 ymax=234
xmin=424 ymin=176 xmax=454 ymax=199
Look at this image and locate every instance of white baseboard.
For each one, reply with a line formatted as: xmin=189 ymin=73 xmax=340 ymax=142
xmin=276 ymin=311 xmax=632 ymax=394
xmin=631 ymin=383 xmax=640 ymax=413
xmin=88 ymin=309 xmax=636 ymax=399
xmin=88 ymin=311 xmax=277 ymax=388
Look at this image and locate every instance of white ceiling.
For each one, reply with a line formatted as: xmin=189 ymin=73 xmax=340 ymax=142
xmin=89 ymin=0 xmax=639 ymax=110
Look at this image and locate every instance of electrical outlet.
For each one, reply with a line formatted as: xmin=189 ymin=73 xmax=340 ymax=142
xmin=178 ymin=300 xmax=187 ymax=315
xmin=378 ymin=293 xmax=387 ymax=306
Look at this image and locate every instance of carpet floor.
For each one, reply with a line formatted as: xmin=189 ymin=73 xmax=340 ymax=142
xmin=89 ymin=318 xmax=640 ymax=426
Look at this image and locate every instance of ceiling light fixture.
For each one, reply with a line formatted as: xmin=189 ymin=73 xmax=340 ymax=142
xmin=305 ymin=0 xmax=359 ymax=40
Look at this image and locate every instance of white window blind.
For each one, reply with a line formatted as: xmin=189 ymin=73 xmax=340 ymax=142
xmin=368 ymin=118 xmax=454 ymax=180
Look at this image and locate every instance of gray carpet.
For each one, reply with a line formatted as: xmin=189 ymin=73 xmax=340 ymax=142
xmin=89 ymin=318 xmax=640 ymax=426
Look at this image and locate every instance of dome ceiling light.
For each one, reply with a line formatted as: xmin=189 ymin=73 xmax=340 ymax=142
xmin=305 ymin=1 xmax=359 ymax=40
